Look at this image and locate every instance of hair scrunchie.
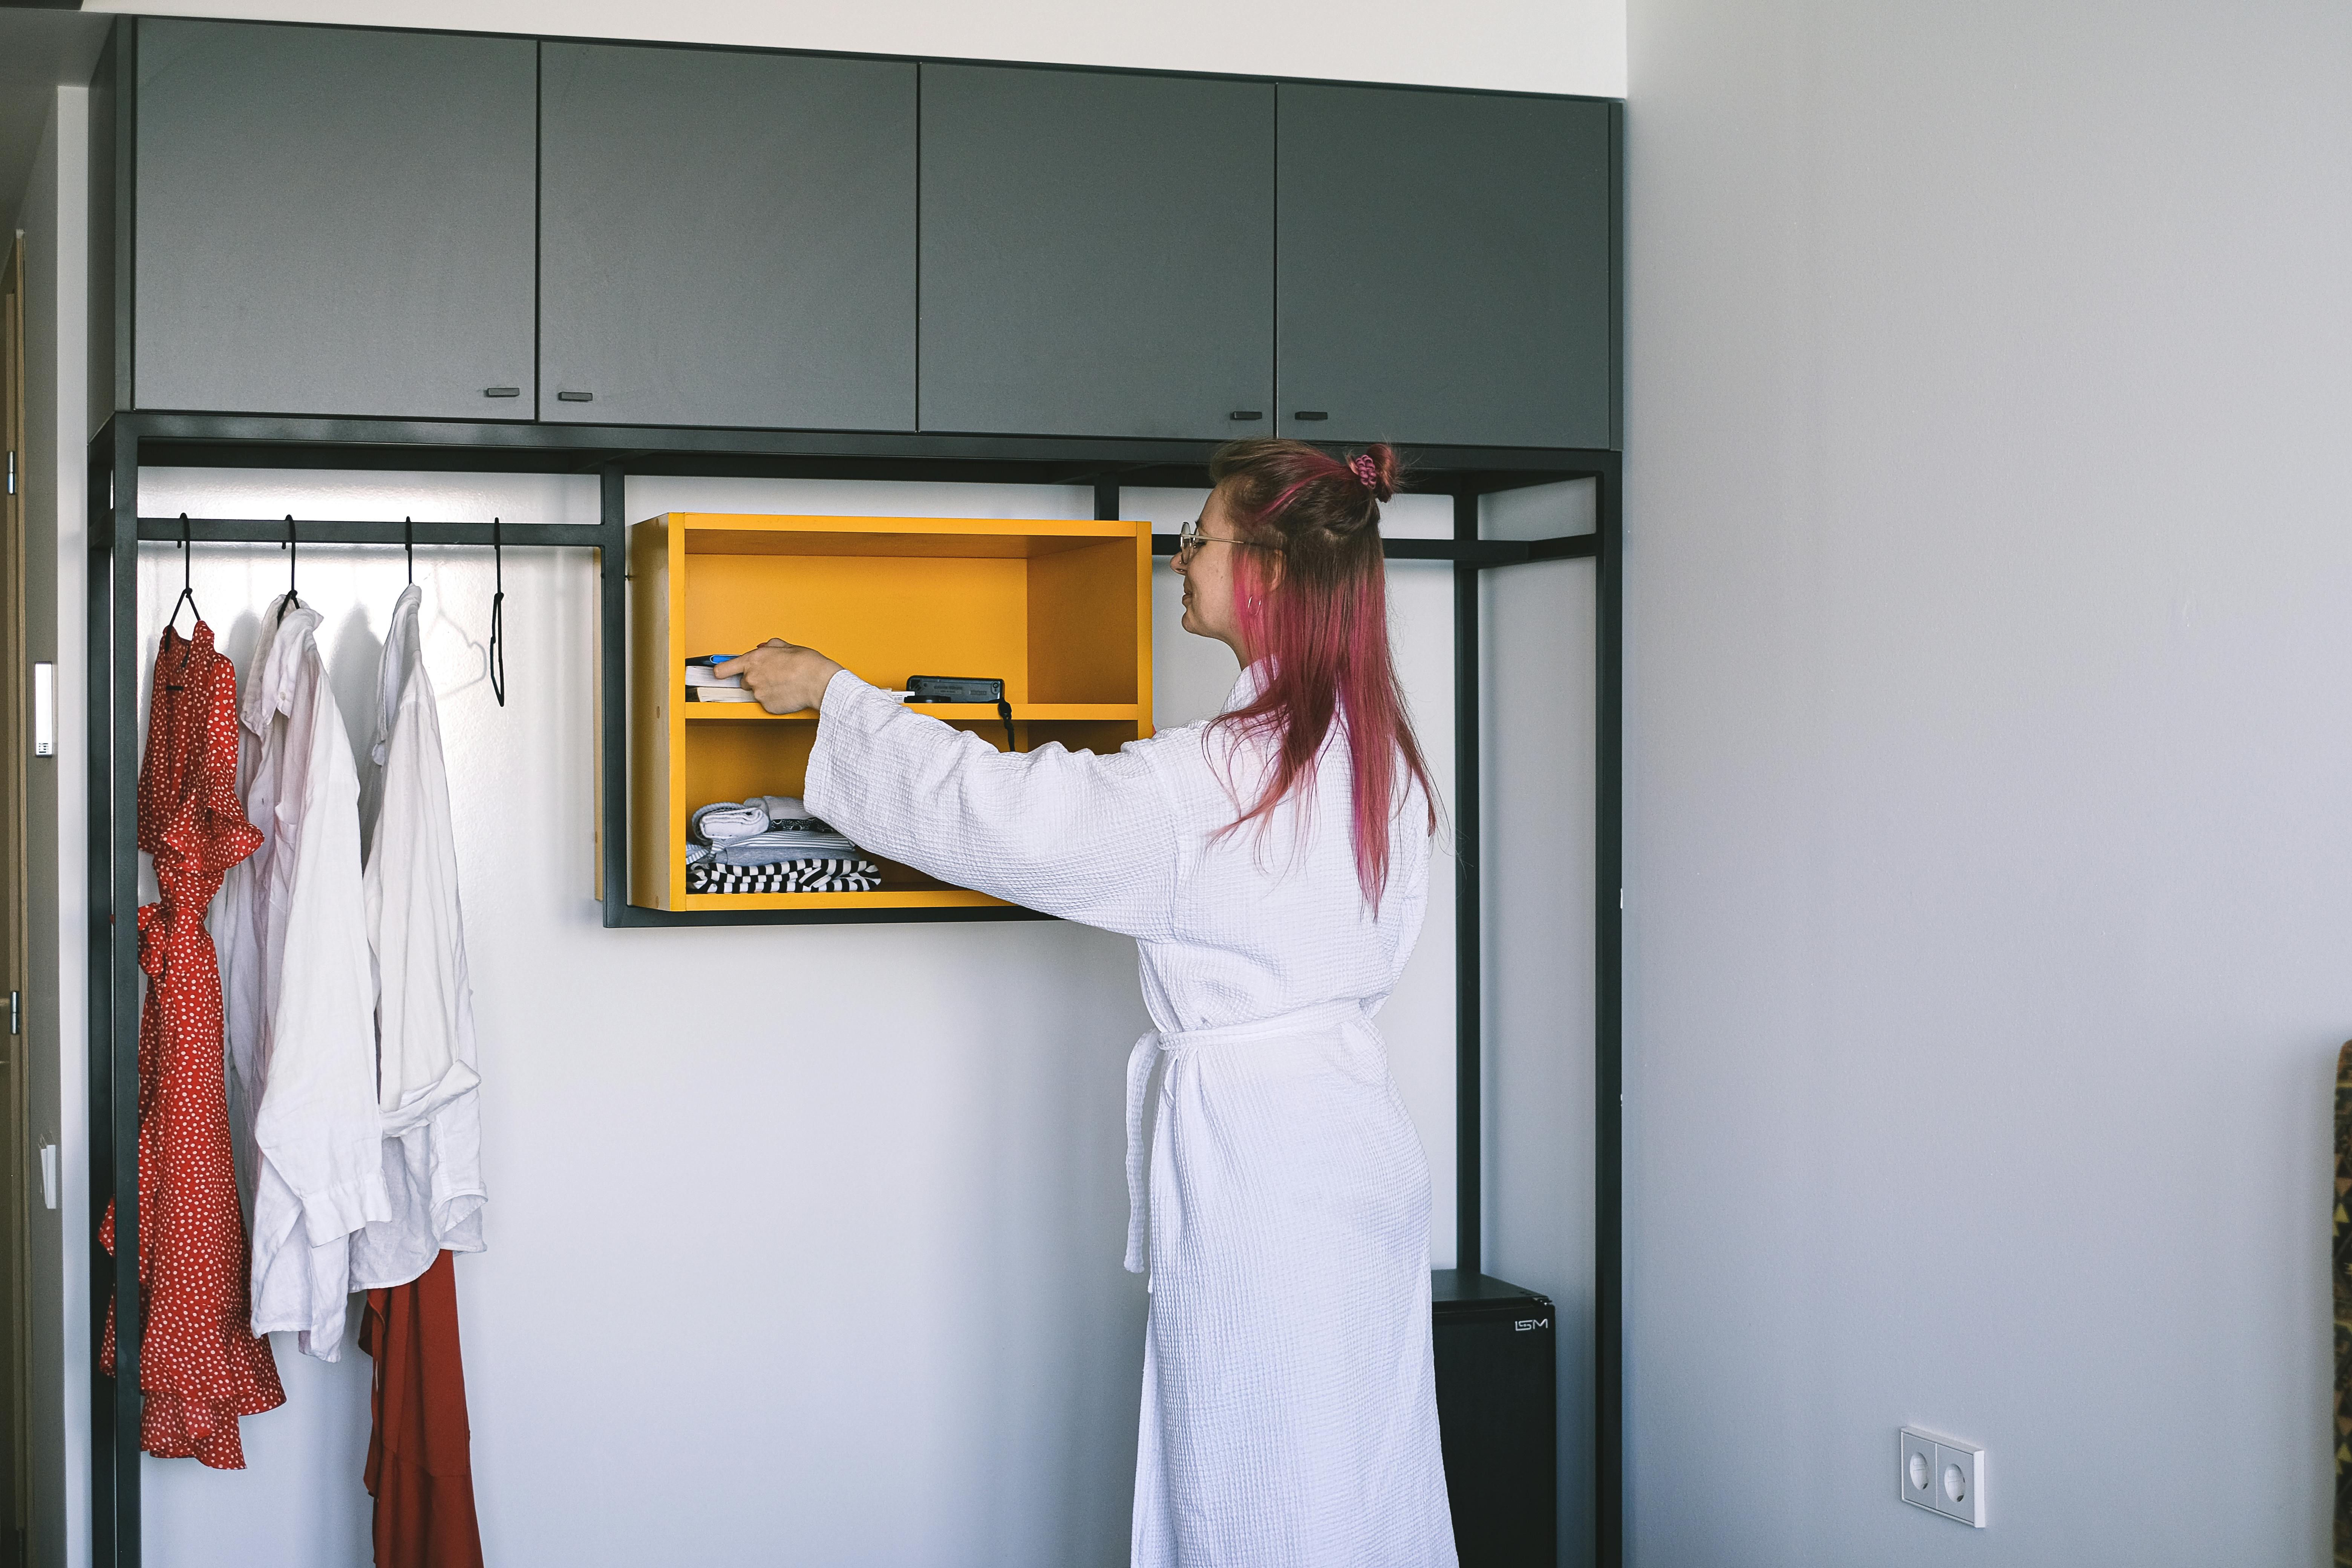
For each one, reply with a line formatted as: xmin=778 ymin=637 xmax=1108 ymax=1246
xmin=1349 ymin=453 xmax=1382 ymax=491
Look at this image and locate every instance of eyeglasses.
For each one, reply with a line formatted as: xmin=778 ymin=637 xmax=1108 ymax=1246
xmin=1176 ymin=516 xmax=1288 ymax=563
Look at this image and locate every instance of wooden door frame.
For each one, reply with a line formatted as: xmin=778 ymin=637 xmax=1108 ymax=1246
xmin=2 ymin=230 xmax=29 ymax=1568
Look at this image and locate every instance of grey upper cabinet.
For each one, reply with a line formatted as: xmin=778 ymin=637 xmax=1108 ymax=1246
xmin=1277 ymin=86 xmax=1612 ymax=450
xmin=920 ymin=65 xmax=1273 ymax=440
xmin=539 ymin=46 xmax=917 ymax=430
xmin=133 ymin=20 xmax=536 ymax=420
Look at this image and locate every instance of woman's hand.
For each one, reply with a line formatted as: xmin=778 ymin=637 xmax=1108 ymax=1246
xmin=717 ymin=639 xmax=845 ymax=716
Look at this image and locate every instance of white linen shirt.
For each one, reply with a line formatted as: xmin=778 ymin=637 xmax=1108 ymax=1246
xmin=216 ymin=597 xmax=386 ymax=1362
xmin=349 ymin=585 xmax=487 ymax=1290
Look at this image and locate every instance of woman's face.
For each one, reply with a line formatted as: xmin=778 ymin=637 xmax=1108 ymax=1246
xmin=1172 ymin=485 xmax=1251 ymax=660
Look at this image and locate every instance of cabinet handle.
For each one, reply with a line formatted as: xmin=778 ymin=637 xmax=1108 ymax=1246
xmin=557 ymin=390 xmax=594 ymax=403
xmin=1229 ymin=410 xmax=1263 ymax=421
xmin=483 ymin=386 xmax=522 ymax=398
xmin=1293 ymin=410 xmax=1329 ymax=422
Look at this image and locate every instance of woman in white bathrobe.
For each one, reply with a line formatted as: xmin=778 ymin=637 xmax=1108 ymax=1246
xmin=725 ymin=439 xmax=1456 ymax=1568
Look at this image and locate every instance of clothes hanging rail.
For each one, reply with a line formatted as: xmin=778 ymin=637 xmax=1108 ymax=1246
xmin=1147 ymin=531 xmax=1596 ymax=566
xmin=134 ymin=516 xmax=607 ymax=548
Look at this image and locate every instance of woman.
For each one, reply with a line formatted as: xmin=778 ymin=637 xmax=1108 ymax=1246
xmin=722 ymin=439 xmax=1455 ymax=1568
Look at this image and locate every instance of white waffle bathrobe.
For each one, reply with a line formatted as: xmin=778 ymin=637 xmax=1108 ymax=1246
xmin=806 ymin=666 xmax=1456 ymax=1568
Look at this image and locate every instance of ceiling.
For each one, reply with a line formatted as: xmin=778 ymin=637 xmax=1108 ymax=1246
xmin=1 ymin=9 xmax=113 ymax=224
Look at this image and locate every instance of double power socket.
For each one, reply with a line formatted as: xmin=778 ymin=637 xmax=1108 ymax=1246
xmin=1899 ymin=1427 xmax=1986 ymax=1528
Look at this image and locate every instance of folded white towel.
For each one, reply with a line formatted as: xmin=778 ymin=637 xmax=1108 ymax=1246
xmin=716 ymin=827 xmax=861 ymax=866
xmin=746 ymin=795 xmax=810 ymax=825
xmin=690 ymin=801 xmax=770 ymax=844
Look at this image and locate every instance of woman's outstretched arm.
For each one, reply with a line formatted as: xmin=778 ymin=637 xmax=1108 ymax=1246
xmin=721 ymin=642 xmax=1178 ymax=937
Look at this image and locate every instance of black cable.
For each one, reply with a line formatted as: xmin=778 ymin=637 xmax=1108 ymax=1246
xmin=998 ymin=698 xmax=1017 ymax=754
xmin=489 ymin=516 xmax=507 ymax=707
xmin=405 ymin=516 xmax=413 ymax=584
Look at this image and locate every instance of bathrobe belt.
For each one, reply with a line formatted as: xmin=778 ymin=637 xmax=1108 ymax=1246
xmin=1123 ymin=999 xmax=1370 ymax=1277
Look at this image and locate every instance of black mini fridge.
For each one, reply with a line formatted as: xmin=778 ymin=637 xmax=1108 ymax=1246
xmin=1431 ymin=1270 xmax=1557 ymax=1566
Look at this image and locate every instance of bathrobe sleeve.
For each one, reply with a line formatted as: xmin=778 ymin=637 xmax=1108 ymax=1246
xmin=805 ymin=672 xmax=1178 ymax=938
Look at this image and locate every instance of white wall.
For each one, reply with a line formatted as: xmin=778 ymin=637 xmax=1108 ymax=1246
xmin=13 ymin=83 xmax=90 ymax=1568
xmin=1480 ymin=478 xmax=1598 ymax=1559
xmin=1624 ymin=1 xmax=2352 ymax=1562
xmin=117 ymin=471 xmax=1459 ymax=1568
xmin=83 ymin=0 xmax=1626 ymax=99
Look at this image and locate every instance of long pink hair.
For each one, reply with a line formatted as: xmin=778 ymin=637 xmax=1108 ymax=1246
xmin=1208 ymin=439 xmax=1436 ymax=908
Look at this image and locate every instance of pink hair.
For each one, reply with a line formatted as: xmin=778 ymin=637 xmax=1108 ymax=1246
xmin=1208 ymin=440 xmax=1436 ymax=908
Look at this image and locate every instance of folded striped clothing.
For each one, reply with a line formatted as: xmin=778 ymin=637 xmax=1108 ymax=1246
xmin=687 ymin=857 xmax=881 ymax=894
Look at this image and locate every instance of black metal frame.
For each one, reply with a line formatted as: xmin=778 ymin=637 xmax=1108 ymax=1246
xmin=83 ymin=410 xmax=1622 ymax=1567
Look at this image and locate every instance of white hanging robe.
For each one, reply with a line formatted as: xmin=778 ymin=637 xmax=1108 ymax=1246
xmin=805 ymin=667 xmax=1455 ymax=1568
xmin=350 ymin=584 xmax=487 ymax=1291
xmin=216 ymin=597 xmax=386 ymax=1362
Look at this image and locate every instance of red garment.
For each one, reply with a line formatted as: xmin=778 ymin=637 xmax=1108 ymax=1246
xmin=101 ymin=621 xmax=285 ymax=1468
xmin=361 ymin=1251 xmax=485 ymax=1568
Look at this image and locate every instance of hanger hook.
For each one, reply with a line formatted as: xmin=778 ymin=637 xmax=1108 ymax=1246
xmin=405 ymin=516 xmax=414 ymax=585
xmin=489 ymin=517 xmax=506 ymax=707
xmin=278 ymin=514 xmax=299 ymax=622
xmin=167 ymin=513 xmax=201 ymax=633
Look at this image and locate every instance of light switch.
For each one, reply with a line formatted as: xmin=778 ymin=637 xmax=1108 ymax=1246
xmin=33 ymin=663 xmax=53 ymax=757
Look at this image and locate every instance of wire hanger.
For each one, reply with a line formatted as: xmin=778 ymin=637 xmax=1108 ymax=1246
xmin=405 ymin=516 xmax=414 ymax=585
xmin=277 ymin=514 xmax=301 ymax=623
xmin=166 ymin=513 xmax=201 ymax=634
xmin=489 ymin=517 xmax=506 ymax=707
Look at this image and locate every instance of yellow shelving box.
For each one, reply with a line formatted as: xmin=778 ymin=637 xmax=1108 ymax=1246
xmin=629 ymin=512 xmax=1155 ymax=913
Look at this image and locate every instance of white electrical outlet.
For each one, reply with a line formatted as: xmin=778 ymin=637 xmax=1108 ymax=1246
xmin=1899 ymin=1429 xmax=1937 ymax=1511
xmin=1899 ymin=1426 xmax=1986 ymax=1528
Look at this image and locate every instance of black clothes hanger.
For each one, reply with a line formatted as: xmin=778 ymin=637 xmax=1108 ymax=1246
xmin=165 ymin=513 xmax=201 ymax=635
xmin=489 ymin=517 xmax=506 ymax=707
xmin=277 ymin=514 xmax=301 ymax=623
xmin=405 ymin=516 xmax=414 ymax=585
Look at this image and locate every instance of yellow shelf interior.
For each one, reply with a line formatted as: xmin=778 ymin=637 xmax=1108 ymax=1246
xmin=630 ymin=512 xmax=1154 ymax=912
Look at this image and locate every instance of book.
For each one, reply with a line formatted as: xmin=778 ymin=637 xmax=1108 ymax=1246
xmin=684 ymin=665 xmax=743 ymax=688
xmin=684 ymin=686 xmax=761 ymax=703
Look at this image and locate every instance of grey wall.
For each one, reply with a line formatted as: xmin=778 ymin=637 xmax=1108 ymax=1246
xmin=1624 ymin=2 xmax=2352 ymax=1563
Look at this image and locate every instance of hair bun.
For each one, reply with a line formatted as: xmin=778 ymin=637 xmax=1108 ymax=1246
xmin=1349 ymin=445 xmax=1400 ymax=503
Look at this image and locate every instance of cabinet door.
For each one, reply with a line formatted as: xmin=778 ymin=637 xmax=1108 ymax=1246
xmin=920 ymin=65 xmax=1273 ymax=440
xmin=1277 ymin=86 xmax=1612 ymax=450
xmin=539 ymin=46 xmax=917 ymax=431
xmin=133 ymin=20 xmax=536 ymax=420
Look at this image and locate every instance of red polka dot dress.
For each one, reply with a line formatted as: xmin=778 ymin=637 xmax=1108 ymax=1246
xmin=101 ymin=620 xmax=287 ymax=1468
